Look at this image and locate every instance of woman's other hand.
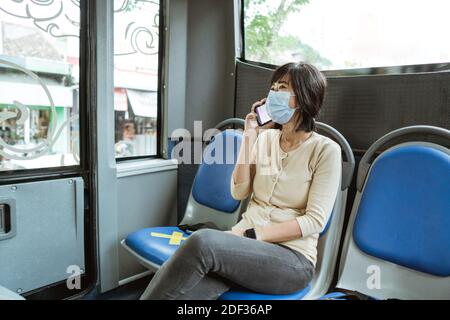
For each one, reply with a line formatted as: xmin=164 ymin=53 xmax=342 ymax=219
xmin=224 ymin=228 xmax=246 ymax=237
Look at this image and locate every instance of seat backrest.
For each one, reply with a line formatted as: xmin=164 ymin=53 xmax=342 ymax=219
xmin=181 ymin=128 xmax=245 ymax=230
xmin=304 ymin=122 xmax=355 ymax=299
xmin=337 ymin=126 xmax=450 ymax=300
xmin=192 ymin=130 xmax=242 ymax=213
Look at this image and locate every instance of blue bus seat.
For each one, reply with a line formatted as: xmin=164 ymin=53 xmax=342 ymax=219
xmin=219 ymin=122 xmax=354 ymax=300
xmin=323 ymin=126 xmax=450 ymax=300
xmin=124 ymin=226 xmax=191 ymax=269
xmin=121 ymin=121 xmax=355 ymax=300
xmin=219 ymin=284 xmax=311 ymax=300
xmin=121 ymin=125 xmax=247 ymax=273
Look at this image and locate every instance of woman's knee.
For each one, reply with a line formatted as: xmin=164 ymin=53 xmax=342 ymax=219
xmin=182 ymin=229 xmax=220 ymax=254
xmin=282 ymin=266 xmax=315 ymax=294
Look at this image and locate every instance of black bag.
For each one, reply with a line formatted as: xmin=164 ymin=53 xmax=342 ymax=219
xmin=177 ymin=222 xmax=222 ymax=233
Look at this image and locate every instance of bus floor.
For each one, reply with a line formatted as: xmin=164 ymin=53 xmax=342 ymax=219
xmin=82 ymin=275 xmax=153 ymax=300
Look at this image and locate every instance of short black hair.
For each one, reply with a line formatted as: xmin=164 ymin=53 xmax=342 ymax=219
xmin=271 ymin=62 xmax=327 ymax=132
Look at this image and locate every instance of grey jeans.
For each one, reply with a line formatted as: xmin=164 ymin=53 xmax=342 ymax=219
xmin=140 ymin=229 xmax=315 ymax=300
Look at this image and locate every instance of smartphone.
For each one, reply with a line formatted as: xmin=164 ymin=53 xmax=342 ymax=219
xmin=255 ymin=104 xmax=272 ymax=126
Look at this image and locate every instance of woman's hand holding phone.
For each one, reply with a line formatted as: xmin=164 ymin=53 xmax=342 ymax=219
xmin=233 ymin=99 xmax=271 ymax=186
xmin=245 ymin=98 xmax=274 ymax=134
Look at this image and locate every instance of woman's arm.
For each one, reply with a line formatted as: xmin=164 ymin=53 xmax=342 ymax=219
xmin=229 ymin=220 xmax=302 ymax=241
xmin=231 ymin=99 xmax=269 ymax=200
xmin=232 ymin=129 xmax=258 ymax=185
xmin=255 ymin=220 xmax=302 ymax=242
xmin=230 ymin=131 xmax=257 ymax=200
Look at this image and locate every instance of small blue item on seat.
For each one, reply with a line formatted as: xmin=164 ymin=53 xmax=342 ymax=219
xmin=125 ymin=226 xmax=191 ymax=266
xmin=219 ymin=284 xmax=311 ymax=300
xmin=192 ymin=131 xmax=242 ymax=213
xmin=353 ymin=145 xmax=450 ymax=277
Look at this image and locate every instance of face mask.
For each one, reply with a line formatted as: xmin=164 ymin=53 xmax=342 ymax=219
xmin=266 ymin=90 xmax=298 ymax=125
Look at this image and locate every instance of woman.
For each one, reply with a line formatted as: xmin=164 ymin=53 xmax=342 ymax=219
xmin=140 ymin=62 xmax=342 ymax=300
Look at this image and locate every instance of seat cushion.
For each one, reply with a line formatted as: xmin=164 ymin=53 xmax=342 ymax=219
xmin=219 ymin=284 xmax=311 ymax=300
xmin=125 ymin=226 xmax=191 ymax=266
xmin=353 ymin=145 xmax=450 ymax=276
xmin=126 ymin=227 xmax=312 ymax=300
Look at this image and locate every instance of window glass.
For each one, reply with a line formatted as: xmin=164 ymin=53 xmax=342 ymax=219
xmin=0 ymin=0 xmax=81 ymax=171
xmin=244 ymin=0 xmax=450 ymax=70
xmin=114 ymin=0 xmax=160 ymax=159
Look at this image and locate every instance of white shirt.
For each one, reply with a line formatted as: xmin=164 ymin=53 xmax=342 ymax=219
xmin=231 ymin=129 xmax=342 ymax=266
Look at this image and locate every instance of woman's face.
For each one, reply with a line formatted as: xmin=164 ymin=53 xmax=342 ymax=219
xmin=270 ymin=74 xmax=297 ymax=109
xmin=270 ymin=74 xmax=302 ymax=127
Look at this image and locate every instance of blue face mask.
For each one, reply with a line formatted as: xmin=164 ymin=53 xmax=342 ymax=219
xmin=266 ymin=90 xmax=298 ymax=125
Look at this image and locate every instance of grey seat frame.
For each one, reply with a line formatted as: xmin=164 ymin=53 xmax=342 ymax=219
xmin=302 ymin=122 xmax=354 ymax=299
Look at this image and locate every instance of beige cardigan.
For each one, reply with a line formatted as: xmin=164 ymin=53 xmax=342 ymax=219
xmin=231 ymin=129 xmax=342 ymax=266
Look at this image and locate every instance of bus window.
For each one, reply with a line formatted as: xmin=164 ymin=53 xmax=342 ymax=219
xmin=114 ymin=0 xmax=161 ymax=159
xmin=243 ymin=0 xmax=450 ymax=70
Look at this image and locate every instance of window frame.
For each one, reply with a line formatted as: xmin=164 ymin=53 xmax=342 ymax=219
xmin=239 ymin=0 xmax=450 ymax=77
xmin=115 ymin=0 xmax=165 ymax=162
xmin=0 ymin=0 xmax=97 ymax=300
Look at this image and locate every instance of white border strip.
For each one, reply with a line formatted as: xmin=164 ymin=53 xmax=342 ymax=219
xmin=117 ymin=159 xmax=178 ymax=178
